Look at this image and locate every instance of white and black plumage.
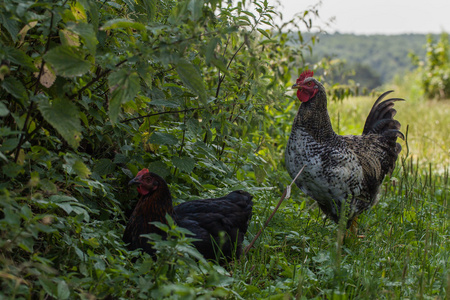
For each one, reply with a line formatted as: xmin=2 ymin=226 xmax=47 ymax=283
xmin=285 ymin=70 xmax=404 ymax=228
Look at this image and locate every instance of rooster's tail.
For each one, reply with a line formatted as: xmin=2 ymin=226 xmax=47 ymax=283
xmin=363 ymin=90 xmax=404 ymax=153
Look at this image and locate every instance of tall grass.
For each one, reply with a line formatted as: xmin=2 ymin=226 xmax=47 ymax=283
xmin=238 ymin=92 xmax=449 ymax=299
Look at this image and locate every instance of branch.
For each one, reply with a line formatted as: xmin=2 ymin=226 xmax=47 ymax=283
xmin=13 ymin=12 xmax=54 ymax=162
xmin=120 ymin=107 xmax=205 ymax=123
xmin=242 ymin=165 xmax=306 ymax=257
xmin=68 ymin=59 xmax=128 ymax=100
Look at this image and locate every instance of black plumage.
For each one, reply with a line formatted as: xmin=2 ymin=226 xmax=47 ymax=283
xmin=123 ymin=169 xmax=253 ymax=260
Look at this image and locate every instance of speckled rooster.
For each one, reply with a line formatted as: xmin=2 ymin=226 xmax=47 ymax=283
xmin=285 ymin=70 xmax=404 ymax=229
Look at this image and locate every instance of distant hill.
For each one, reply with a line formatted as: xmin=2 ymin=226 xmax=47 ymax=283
xmin=299 ymin=33 xmax=436 ymax=88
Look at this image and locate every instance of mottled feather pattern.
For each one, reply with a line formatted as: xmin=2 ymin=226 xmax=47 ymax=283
xmin=286 ymin=77 xmax=403 ymax=226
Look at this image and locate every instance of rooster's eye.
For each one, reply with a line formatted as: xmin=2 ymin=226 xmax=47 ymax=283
xmin=306 ymin=82 xmax=313 ymax=87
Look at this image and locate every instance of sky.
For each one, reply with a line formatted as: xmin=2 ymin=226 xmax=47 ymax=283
xmin=276 ymin=0 xmax=450 ymax=35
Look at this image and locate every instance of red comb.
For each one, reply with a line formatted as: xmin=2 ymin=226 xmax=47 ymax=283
xmin=136 ymin=168 xmax=149 ymax=176
xmin=297 ymin=70 xmax=314 ymax=83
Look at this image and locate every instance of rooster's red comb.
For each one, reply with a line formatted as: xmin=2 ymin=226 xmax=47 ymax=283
xmin=136 ymin=168 xmax=149 ymax=176
xmin=297 ymin=70 xmax=314 ymax=83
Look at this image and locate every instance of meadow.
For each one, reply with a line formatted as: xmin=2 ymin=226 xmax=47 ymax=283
xmin=237 ymin=91 xmax=450 ymax=298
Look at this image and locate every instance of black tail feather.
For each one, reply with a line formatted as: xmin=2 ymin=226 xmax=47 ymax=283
xmin=363 ymin=91 xmax=404 ymax=138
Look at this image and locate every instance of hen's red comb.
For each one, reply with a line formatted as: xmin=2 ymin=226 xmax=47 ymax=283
xmin=297 ymin=70 xmax=314 ymax=83
xmin=137 ymin=168 xmax=149 ymax=176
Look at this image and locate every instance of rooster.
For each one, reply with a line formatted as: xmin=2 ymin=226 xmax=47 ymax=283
xmin=285 ymin=70 xmax=404 ymax=229
xmin=123 ymin=169 xmax=253 ymax=260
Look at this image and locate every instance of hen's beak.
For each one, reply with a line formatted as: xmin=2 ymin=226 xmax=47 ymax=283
xmin=128 ymin=176 xmax=141 ymax=186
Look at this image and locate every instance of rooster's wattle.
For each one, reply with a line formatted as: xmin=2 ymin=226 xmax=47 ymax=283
xmin=123 ymin=169 xmax=253 ymax=260
xmin=285 ymin=70 xmax=404 ymax=228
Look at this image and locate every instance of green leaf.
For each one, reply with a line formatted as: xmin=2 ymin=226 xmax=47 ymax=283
xmin=141 ymin=0 xmax=156 ymax=22
xmin=188 ymin=0 xmax=204 ymax=21
xmin=149 ymin=99 xmax=181 ymax=108
xmin=0 ymin=102 xmax=9 ymax=116
xmin=101 ymin=19 xmax=146 ymax=31
xmin=44 ymin=46 xmax=91 ymax=77
xmin=149 ymin=132 xmax=178 ymax=145
xmin=37 ymin=97 xmax=82 ymax=148
xmin=205 ymin=37 xmax=220 ymax=65
xmin=0 ymin=13 xmax=19 ymax=42
xmin=148 ymin=160 xmax=170 ymax=178
xmin=108 ymin=70 xmax=140 ymax=124
xmin=172 ymin=156 xmax=196 ymax=173
xmin=57 ymin=281 xmax=70 ymax=300
xmin=2 ymin=162 xmax=23 ymax=178
xmin=1 ymin=77 xmax=28 ymax=101
xmin=66 ymin=22 xmax=98 ymax=54
xmin=39 ymin=278 xmax=57 ymax=298
xmin=176 ymin=59 xmax=207 ymax=103
xmin=72 ymin=159 xmax=91 ymax=178
xmin=1 ymin=46 xmax=36 ymax=70
xmin=0 ymin=138 xmax=19 ymax=152
xmin=258 ymin=28 xmax=271 ymax=39
xmin=93 ymin=158 xmax=115 ymax=176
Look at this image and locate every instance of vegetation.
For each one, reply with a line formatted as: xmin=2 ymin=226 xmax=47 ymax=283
xmin=0 ymin=0 xmax=448 ymax=299
xmin=411 ymin=33 xmax=450 ymax=99
xmin=302 ymin=33 xmax=434 ymax=89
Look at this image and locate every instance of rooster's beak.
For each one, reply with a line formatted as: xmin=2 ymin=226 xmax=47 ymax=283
xmin=128 ymin=177 xmax=141 ymax=186
xmin=292 ymin=83 xmax=299 ymax=89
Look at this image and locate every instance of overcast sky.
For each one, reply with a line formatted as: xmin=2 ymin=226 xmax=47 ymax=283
xmin=276 ymin=0 xmax=450 ymax=34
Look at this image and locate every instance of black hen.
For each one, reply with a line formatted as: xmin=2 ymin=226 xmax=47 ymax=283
xmin=123 ymin=169 xmax=253 ymax=260
xmin=285 ymin=70 xmax=404 ymax=229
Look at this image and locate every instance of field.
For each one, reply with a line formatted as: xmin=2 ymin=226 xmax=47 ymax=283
xmin=236 ymin=93 xmax=450 ymax=298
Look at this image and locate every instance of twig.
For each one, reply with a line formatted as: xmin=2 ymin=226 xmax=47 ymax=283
xmin=120 ymin=107 xmax=204 ymax=123
xmin=243 ymin=165 xmax=306 ymax=256
xmin=13 ymin=12 xmax=54 ymax=162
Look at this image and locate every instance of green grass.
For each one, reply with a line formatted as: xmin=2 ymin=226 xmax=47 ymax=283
xmin=235 ymin=94 xmax=450 ymax=299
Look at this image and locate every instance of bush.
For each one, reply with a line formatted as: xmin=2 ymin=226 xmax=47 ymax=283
xmin=0 ymin=0 xmax=319 ymax=297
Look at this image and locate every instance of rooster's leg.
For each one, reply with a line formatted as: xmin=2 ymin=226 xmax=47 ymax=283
xmin=347 ymin=217 xmax=365 ymax=238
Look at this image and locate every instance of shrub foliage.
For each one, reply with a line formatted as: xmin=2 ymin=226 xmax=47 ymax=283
xmin=0 ymin=0 xmax=318 ymax=297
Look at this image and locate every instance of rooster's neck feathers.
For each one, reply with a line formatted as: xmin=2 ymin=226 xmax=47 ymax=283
xmin=294 ymin=87 xmax=337 ymax=142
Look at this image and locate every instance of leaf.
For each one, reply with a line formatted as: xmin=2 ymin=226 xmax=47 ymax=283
xmin=0 ymin=13 xmax=19 ymax=42
xmin=176 ymin=59 xmax=207 ymax=103
xmin=34 ymin=63 xmax=56 ymax=88
xmin=148 ymin=160 xmax=170 ymax=178
xmin=0 ymin=138 xmax=19 ymax=152
xmin=108 ymin=70 xmax=140 ymax=124
xmin=0 ymin=102 xmax=10 ymax=116
xmin=93 ymin=158 xmax=115 ymax=176
xmin=149 ymin=99 xmax=181 ymax=108
xmin=72 ymin=159 xmax=91 ymax=178
xmin=37 ymin=97 xmax=82 ymax=148
xmin=100 ymin=19 xmax=146 ymax=31
xmin=1 ymin=77 xmax=28 ymax=101
xmin=71 ymin=1 xmax=87 ymax=21
xmin=258 ymin=28 xmax=271 ymax=39
xmin=188 ymin=0 xmax=204 ymax=21
xmin=66 ymin=22 xmax=98 ymax=54
xmin=205 ymin=37 xmax=220 ymax=65
xmin=1 ymin=46 xmax=36 ymax=70
xmin=172 ymin=156 xmax=196 ymax=173
xmin=44 ymin=46 xmax=91 ymax=77
xmin=57 ymin=281 xmax=70 ymax=300
xmin=141 ymin=0 xmax=156 ymax=22
xmin=18 ymin=21 xmax=38 ymax=46
xmin=149 ymin=132 xmax=178 ymax=145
